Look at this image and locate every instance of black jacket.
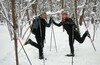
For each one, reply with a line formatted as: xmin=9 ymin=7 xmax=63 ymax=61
xmin=34 ymin=16 xmax=51 ymax=40
xmin=53 ymin=18 xmax=77 ymax=35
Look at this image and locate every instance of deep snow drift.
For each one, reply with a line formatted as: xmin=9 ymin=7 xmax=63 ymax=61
xmin=0 ymin=23 xmax=100 ymax=65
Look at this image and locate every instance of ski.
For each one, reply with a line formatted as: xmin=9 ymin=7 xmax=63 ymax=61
xmin=78 ymin=0 xmax=96 ymax=51
xmin=40 ymin=58 xmax=47 ymax=60
xmin=18 ymin=32 xmax=31 ymax=53
xmin=83 ymin=20 xmax=96 ymax=51
xmin=79 ymin=0 xmax=88 ymax=26
xmin=22 ymin=25 xmax=31 ymax=39
xmin=18 ymin=38 xmax=33 ymax=65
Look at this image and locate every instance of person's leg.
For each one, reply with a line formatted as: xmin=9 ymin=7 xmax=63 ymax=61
xmin=69 ymin=35 xmax=74 ymax=54
xmin=36 ymin=36 xmax=44 ymax=59
xmin=66 ymin=35 xmax=75 ymax=57
xmin=75 ymin=31 xmax=88 ymax=43
xmin=25 ymin=39 xmax=39 ymax=49
xmin=38 ymin=44 xmax=43 ymax=59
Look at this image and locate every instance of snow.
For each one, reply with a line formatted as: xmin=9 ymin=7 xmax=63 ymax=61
xmin=77 ymin=0 xmax=86 ymax=9
xmin=25 ymin=0 xmax=31 ymax=2
xmin=77 ymin=4 xmax=84 ymax=9
xmin=20 ymin=0 xmax=36 ymax=22
xmin=0 ymin=1 xmax=10 ymax=22
xmin=0 ymin=23 xmax=100 ymax=65
xmin=57 ymin=0 xmax=61 ymax=2
xmin=0 ymin=25 xmax=15 ymax=65
xmin=46 ymin=9 xmax=64 ymax=15
xmin=90 ymin=11 xmax=95 ymax=15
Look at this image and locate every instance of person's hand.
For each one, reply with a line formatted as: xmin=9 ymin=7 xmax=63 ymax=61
xmin=50 ymin=16 xmax=53 ymax=20
xmin=49 ymin=16 xmax=54 ymax=23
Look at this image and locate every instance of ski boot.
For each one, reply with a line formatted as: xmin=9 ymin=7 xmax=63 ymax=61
xmin=66 ymin=53 xmax=75 ymax=57
xmin=24 ymin=39 xmax=31 ymax=45
xmin=86 ymin=31 xmax=90 ymax=38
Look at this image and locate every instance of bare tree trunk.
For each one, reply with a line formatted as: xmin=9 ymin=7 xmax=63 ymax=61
xmin=7 ymin=0 xmax=13 ymax=40
xmin=7 ymin=1 xmax=13 ymax=40
xmin=43 ymin=0 xmax=46 ymax=11
xmin=92 ymin=0 xmax=97 ymax=41
xmin=50 ymin=0 xmax=52 ymax=12
xmin=61 ymin=0 xmax=64 ymax=9
xmin=32 ymin=0 xmax=37 ymax=15
xmin=93 ymin=0 xmax=97 ymax=12
xmin=79 ymin=8 xmax=85 ymax=26
xmin=7 ymin=21 xmax=14 ymax=40
xmin=74 ymin=0 xmax=80 ymax=33
xmin=26 ymin=9 xmax=30 ymax=24
xmin=11 ymin=0 xmax=19 ymax=65
xmin=64 ymin=0 xmax=66 ymax=10
xmin=79 ymin=0 xmax=88 ymax=26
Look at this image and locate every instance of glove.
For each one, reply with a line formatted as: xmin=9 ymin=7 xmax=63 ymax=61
xmin=49 ymin=16 xmax=53 ymax=22
xmin=50 ymin=16 xmax=53 ymax=19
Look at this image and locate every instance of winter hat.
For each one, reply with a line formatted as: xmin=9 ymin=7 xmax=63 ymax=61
xmin=62 ymin=11 xmax=68 ymax=16
xmin=62 ymin=12 xmax=67 ymax=16
xmin=61 ymin=11 xmax=68 ymax=22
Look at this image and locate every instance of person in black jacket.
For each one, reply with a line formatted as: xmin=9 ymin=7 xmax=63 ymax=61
xmin=25 ymin=12 xmax=52 ymax=59
xmin=52 ymin=11 xmax=90 ymax=57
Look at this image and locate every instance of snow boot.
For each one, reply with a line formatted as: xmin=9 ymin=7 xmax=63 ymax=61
xmin=39 ymin=55 xmax=47 ymax=60
xmin=86 ymin=31 xmax=90 ymax=38
xmin=39 ymin=55 xmax=44 ymax=60
xmin=24 ymin=39 xmax=31 ymax=45
xmin=66 ymin=53 xmax=75 ymax=57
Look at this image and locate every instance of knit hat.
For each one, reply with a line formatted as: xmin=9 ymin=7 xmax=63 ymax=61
xmin=61 ymin=11 xmax=68 ymax=22
xmin=62 ymin=11 xmax=68 ymax=16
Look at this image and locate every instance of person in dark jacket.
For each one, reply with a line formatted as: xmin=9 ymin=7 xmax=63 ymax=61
xmin=52 ymin=11 xmax=90 ymax=57
xmin=25 ymin=12 xmax=52 ymax=59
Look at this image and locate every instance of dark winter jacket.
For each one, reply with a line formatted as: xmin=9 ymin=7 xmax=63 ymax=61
xmin=53 ymin=18 xmax=77 ymax=35
xmin=33 ymin=16 xmax=51 ymax=40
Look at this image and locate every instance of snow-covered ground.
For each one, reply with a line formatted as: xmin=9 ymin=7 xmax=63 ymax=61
xmin=0 ymin=23 xmax=100 ymax=65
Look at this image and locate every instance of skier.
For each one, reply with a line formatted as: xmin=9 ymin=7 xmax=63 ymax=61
xmin=25 ymin=12 xmax=52 ymax=59
xmin=52 ymin=11 xmax=90 ymax=57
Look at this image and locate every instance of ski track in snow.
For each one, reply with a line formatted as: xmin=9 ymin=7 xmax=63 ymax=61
xmin=0 ymin=24 xmax=100 ymax=65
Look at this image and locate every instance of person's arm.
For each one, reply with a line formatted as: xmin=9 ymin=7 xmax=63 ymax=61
xmin=46 ymin=17 xmax=62 ymax=27
xmin=53 ymin=20 xmax=62 ymax=27
xmin=49 ymin=17 xmax=62 ymax=27
xmin=31 ymin=19 xmax=38 ymax=34
xmin=46 ymin=18 xmax=52 ymax=27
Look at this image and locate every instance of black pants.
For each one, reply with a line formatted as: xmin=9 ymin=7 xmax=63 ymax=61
xmin=28 ymin=36 xmax=44 ymax=58
xmin=69 ymin=31 xmax=88 ymax=54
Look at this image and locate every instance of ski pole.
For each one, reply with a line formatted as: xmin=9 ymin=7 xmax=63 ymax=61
xmin=50 ymin=25 xmax=53 ymax=51
xmin=22 ymin=25 xmax=31 ymax=39
xmin=50 ymin=21 xmax=57 ymax=52
xmin=83 ymin=20 xmax=96 ymax=51
xmin=18 ymin=39 xmax=33 ymax=65
xmin=18 ymin=32 xmax=31 ymax=53
xmin=72 ymin=56 xmax=74 ymax=65
xmin=39 ymin=19 xmax=46 ymax=65
xmin=52 ymin=24 xmax=57 ymax=52
xmin=72 ymin=25 xmax=74 ymax=65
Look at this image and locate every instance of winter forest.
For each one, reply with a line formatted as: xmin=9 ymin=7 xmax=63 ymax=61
xmin=0 ymin=0 xmax=100 ymax=65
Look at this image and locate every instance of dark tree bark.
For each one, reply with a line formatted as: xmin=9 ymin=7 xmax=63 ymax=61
xmin=11 ymin=0 xmax=19 ymax=65
xmin=74 ymin=0 xmax=80 ymax=33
